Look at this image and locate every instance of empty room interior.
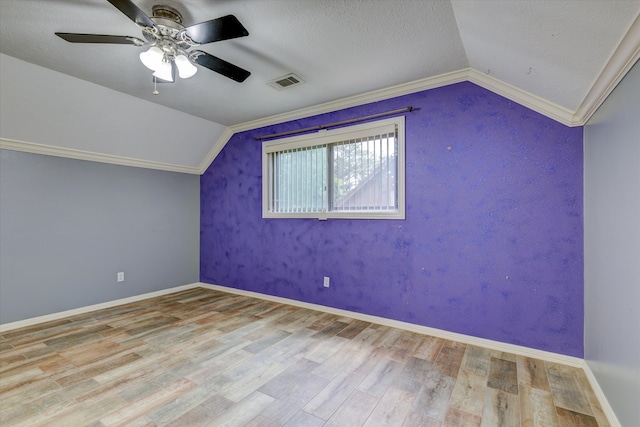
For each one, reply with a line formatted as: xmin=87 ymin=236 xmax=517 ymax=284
xmin=0 ymin=1 xmax=639 ymax=426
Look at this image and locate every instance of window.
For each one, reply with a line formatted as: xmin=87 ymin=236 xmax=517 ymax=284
xmin=262 ymin=116 xmax=405 ymax=219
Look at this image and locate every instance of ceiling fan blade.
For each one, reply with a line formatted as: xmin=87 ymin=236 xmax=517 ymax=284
xmin=184 ymin=15 xmax=249 ymax=44
xmin=55 ymin=33 xmax=145 ymax=45
xmin=107 ymin=0 xmax=155 ymax=28
xmin=191 ymin=51 xmax=250 ymax=83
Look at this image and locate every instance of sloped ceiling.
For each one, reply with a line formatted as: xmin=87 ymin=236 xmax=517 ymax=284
xmin=1 ymin=0 xmax=639 ymax=172
xmin=452 ymin=0 xmax=639 ymax=112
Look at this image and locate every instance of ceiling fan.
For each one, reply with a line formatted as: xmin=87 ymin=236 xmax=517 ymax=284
xmin=55 ymin=0 xmax=250 ymax=85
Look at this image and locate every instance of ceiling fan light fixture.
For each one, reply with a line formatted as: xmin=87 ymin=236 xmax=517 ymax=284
xmin=140 ymin=46 xmax=163 ymax=71
xmin=175 ymin=54 xmax=198 ymax=79
xmin=56 ymin=1 xmax=251 ymax=86
xmin=153 ymin=60 xmax=174 ymax=82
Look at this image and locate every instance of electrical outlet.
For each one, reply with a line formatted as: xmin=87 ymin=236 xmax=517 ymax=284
xmin=323 ymin=276 xmax=330 ymax=288
xmin=117 ymin=272 xmax=125 ymax=282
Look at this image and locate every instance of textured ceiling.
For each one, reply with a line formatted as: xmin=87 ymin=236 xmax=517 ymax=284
xmin=1 ymin=0 xmax=637 ymax=126
xmin=1 ymin=0 xmax=470 ymax=126
xmin=0 ymin=0 xmax=639 ymax=171
xmin=452 ymin=0 xmax=639 ymax=112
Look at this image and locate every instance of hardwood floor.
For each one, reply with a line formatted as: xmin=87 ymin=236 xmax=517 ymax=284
xmin=0 ymin=288 xmax=609 ymax=426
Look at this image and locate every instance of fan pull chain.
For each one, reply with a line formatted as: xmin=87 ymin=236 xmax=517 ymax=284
xmin=153 ymin=76 xmax=159 ymax=95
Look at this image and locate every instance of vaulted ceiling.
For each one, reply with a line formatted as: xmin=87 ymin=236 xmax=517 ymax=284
xmin=1 ymin=0 xmax=639 ymax=172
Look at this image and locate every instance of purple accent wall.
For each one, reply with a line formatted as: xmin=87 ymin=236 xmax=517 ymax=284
xmin=201 ymin=82 xmax=584 ymax=357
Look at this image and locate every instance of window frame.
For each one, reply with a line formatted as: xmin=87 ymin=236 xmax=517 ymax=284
xmin=262 ymin=116 xmax=405 ymax=220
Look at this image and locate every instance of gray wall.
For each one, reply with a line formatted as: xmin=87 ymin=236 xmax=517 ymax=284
xmin=0 ymin=149 xmax=200 ymax=323
xmin=584 ymin=59 xmax=640 ymax=426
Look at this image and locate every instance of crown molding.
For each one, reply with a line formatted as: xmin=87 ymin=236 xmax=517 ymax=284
xmin=466 ymin=69 xmax=578 ymax=126
xmin=0 ymin=137 xmax=201 ymax=174
xmin=196 ymin=127 xmax=235 ymax=174
xmin=231 ymin=66 xmax=584 ymax=133
xmin=200 ymin=13 xmax=640 ymax=174
xmin=230 ymin=69 xmax=470 ymax=135
xmin=6 ymin=9 xmax=639 ymax=176
xmin=199 ymin=67 xmax=578 ymax=173
xmin=195 ymin=69 xmax=468 ymax=174
xmin=574 ymin=11 xmax=640 ymax=125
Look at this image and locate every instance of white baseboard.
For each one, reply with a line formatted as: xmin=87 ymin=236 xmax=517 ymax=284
xmin=1 ymin=281 xmax=583 ymax=367
xmin=0 ymin=283 xmax=201 ymax=333
xmin=0 ymin=281 xmax=619 ymax=426
xmin=198 ymin=282 xmax=583 ymax=368
xmin=201 ymin=283 xmax=621 ymax=426
xmin=581 ymin=361 xmax=622 ymax=427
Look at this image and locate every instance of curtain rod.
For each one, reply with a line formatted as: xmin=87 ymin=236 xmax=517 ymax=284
xmin=254 ymin=106 xmax=413 ymax=141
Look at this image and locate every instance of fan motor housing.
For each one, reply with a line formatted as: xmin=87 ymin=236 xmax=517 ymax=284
xmin=152 ymin=5 xmax=183 ymax=27
xmin=142 ymin=5 xmax=189 ymax=47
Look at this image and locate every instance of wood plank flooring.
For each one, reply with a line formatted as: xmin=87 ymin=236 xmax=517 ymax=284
xmin=0 ymin=288 xmax=609 ymax=426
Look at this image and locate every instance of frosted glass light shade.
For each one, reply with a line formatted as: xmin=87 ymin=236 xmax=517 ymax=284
xmin=153 ymin=60 xmax=173 ymax=82
xmin=175 ymin=54 xmax=197 ymax=79
xmin=139 ymin=46 xmax=163 ymax=71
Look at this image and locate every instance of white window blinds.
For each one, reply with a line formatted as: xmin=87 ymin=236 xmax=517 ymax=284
xmin=272 ymin=145 xmax=328 ymax=213
xmin=263 ymin=116 xmax=405 ymax=219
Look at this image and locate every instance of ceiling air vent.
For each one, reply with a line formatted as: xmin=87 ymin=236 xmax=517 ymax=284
xmin=268 ymin=73 xmax=304 ymax=91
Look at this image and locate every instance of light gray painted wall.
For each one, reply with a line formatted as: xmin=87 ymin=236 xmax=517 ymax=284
xmin=584 ymin=60 xmax=640 ymax=427
xmin=0 ymin=149 xmax=200 ymax=324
